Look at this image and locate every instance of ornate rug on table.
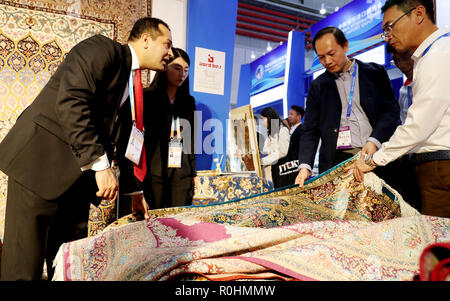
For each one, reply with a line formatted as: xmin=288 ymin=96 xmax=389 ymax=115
xmin=53 ymin=157 xmax=450 ymax=281
xmin=192 ymin=173 xmax=274 ymax=206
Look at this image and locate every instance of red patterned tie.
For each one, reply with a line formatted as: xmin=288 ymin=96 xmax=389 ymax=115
xmin=133 ymin=69 xmax=147 ymax=181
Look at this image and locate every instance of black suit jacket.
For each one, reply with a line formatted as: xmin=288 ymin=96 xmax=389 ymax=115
xmin=143 ymin=88 xmax=196 ymax=180
xmin=0 ymin=35 xmax=134 ymax=200
xmin=299 ymin=59 xmax=399 ymax=173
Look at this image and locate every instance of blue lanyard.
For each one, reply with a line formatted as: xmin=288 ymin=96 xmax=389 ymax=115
xmin=346 ymin=62 xmax=358 ymax=117
xmin=171 ymin=115 xmax=180 ymax=139
xmin=128 ymin=71 xmax=136 ymax=122
xmin=422 ymin=32 xmax=450 ymax=57
xmin=407 ymin=85 xmax=412 ymax=107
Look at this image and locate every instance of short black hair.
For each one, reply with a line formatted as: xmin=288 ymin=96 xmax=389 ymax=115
xmin=312 ymin=26 xmax=348 ymax=53
xmin=290 ymin=105 xmax=305 ymax=117
xmin=382 ymin=0 xmax=435 ymax=24
xmin=127 ymin=17 xmax=171 ymax=42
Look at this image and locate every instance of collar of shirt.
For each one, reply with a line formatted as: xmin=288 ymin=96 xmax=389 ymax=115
xmin=290 ymin=122 xmax=300 ymax=134
xmin=412 ymin=28 xmax=448 ymax=61
xmin=119 ymin=44 xmax=140 ymax=108
xmin=128 ymin=44 xmax=140 ymax=71
xmin=334 ymin=58 xmax=355 ymax=79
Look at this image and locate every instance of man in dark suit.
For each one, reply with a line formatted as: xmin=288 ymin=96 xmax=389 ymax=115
xmin=0 ymin=17 xmax=173 ymax=280
xmin=295 ymin=26 xmax=399 ymax=186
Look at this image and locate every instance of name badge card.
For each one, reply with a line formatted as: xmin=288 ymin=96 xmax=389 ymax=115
xmin=125 ymin=124 xmax=144 ymax=165
xmin=168 ymin=138 xmax=182 ymax=168
xmin=337 ymin=126 xmax=352 ymax=149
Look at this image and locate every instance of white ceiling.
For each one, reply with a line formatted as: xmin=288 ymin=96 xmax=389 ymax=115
xmin=250 ymin=0 xmax=354 ymax=18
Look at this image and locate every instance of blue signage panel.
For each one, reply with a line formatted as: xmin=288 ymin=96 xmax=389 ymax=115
xmin=250 ymin=43 xmax=287 ymax=96
xmin=309 ymin=0 xmax=386 ymax=72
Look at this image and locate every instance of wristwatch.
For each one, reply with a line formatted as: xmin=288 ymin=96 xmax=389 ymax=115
xmin=364 ymin=154 xmax=377 ymax=168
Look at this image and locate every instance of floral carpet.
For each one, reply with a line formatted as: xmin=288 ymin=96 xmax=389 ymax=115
xmin=53 ymin=157 xmax=450 ymax=281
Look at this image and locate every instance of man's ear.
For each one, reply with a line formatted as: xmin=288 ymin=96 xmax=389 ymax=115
xmin=141 ymin=32 xmax=152 ymax=49
xmin=343 ymin=40 xmax=349 ymax=53
xmin=414 ymin=5 xmax=426 ymax=24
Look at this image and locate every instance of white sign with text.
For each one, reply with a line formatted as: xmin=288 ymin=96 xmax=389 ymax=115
xmin=193 ymin=47 xmax=225 ymax=95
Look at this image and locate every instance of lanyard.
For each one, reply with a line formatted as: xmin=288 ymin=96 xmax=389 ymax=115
xmin=422 ymin=32 xmax=450 ymax=57
xmin=170 ymin=115 xmax=181 ymax=139
xmin=128 ymin=71 xmax=136 ymax=123
xmin=407 ymin=85 xmax=412 ymax=107
xmin=346 ymin=62 xmax=358 ymax=118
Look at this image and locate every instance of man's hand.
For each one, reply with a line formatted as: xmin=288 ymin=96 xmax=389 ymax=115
xmin=95 ymin=168 xmax=119 ymax=200
xmin=131 ymin=193 xmax=150 ymax=219
xmin=345 ymin=158 xmax=376 ymax=182
xmin=360 ymin=141 xmax=378 ymax=159
xmin=294 ymin=168 xmax=311 ymax=187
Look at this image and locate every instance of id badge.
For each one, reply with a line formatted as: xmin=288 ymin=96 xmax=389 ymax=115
xmin=168 ymin=138 xmax=182 ymax=168
xmin=337 ymin=126 xmax=352 ymax=149
xmin=125 ymin=124 xmax=144 ymax=165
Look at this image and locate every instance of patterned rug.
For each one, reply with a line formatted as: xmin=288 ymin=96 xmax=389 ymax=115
xmin=53 ymin=157 xmax=450 ymax=281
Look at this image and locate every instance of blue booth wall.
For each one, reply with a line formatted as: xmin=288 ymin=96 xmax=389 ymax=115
xmin=187 ymin=0 xmax=238 ymax=171
xmin=237 ymin=30 xmax=306 ymax=119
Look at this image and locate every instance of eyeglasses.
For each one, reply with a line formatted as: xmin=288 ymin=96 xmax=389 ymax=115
xmin=381 ymin=7 xmax=416 ymax=40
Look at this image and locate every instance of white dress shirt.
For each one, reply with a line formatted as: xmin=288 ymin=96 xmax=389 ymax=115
xmin=289 ymin=122 xmax=300 ymax=135
xmin=373 ymin=29 xmax=450 ymax=166
xmin=81 ymin=44 xmax=140 ymax=171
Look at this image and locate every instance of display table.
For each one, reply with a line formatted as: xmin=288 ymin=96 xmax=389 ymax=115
xmin=87 ymin=172 xmax=273 ymax=236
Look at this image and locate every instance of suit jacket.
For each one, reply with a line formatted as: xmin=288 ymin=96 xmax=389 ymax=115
xmin=299 ymin=59 xmax=400 ymax=173
xmin=143 ymin=88 xmax=196 ymax=180
xmin=0 ymin=35 xmax=134 ymax=200
xmin=288 ymin=124 xmax=302 ymax=159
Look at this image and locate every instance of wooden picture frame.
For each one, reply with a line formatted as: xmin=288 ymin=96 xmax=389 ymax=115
xmin=226 ymin=104 xmax=263 ymax=178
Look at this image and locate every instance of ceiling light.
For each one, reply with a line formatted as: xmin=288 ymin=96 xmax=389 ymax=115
xmin=266 ymin=42 xmax=272 ymax=52
xmin=335 ymin=6 xmax=340 ymax=12
xmin=251 ymin=52 xmax=256 ymax=59
xmin=320 ymin=3 xmax=326 ymax=15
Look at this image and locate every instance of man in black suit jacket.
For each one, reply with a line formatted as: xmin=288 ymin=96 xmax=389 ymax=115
xmin=295 ymin=26 xmax=399 ymax=186
xmin=0 ymin=17 xmax=173 ymax=280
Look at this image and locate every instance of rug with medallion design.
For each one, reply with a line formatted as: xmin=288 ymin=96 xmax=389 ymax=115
xmin=53 ymin=157 xmax=450 ymax=281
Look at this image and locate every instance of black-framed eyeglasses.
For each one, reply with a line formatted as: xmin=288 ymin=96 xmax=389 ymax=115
xmin=381 ymin=7 xmax=416 ymax=39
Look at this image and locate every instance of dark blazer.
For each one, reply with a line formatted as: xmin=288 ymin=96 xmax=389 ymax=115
xmin=288 ymin=124 xmax=302 ymax=158
xmin=143 ymin=88 xmax=196 ymax=180
xmin=299 ymin=59 xmax=399 ymax=173
xmin=0 ymin=35 xmax=134 ymax=200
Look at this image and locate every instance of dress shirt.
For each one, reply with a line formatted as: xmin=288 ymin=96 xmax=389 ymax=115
xmin=81 ymin=44 xmax=139 ymax=172
xmin=374 ymin=29 xmax=450 ymax=166
xmin=290 ymin=122 xmax=300 ymax=135
xmin=335 ymin=59 xmax=381 ymax=149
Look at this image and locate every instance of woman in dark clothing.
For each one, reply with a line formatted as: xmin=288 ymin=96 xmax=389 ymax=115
xmin=143 ymin=48 xmax=196 ymax=209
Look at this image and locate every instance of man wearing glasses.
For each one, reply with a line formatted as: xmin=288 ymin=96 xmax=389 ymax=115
xmin=352 ymin=0 xmax=450 ymax=218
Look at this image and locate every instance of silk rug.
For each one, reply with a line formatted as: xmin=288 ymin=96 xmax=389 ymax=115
xmin=52 ymin=157 xmax=450 ymax=281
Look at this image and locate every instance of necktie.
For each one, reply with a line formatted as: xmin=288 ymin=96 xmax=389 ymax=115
xmin=133 ymin=69 xmax=147 ymax=181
